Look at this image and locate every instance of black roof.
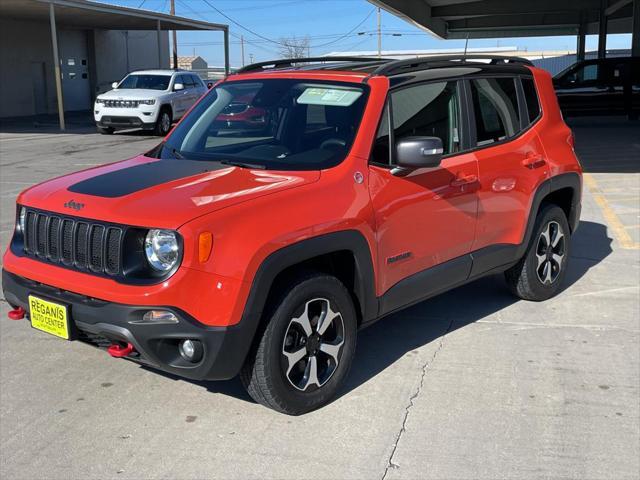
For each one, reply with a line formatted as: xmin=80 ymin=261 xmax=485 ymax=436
xmin=234 ymin=55 xmax=534 ymax=78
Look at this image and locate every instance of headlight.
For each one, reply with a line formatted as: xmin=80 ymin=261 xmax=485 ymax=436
xmin=18 ymin=207 xmax=26 ymax=233
xmin=139 ymin=99 xmax=156 ymax=105
xmin=95 ymin=98 xmax=105 ymax=104
xmin=144 ymin=229 xmax=180 ymax=272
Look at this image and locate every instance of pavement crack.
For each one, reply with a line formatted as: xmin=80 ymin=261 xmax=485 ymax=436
xmin=381 ymin=318 xmax=454 ymax=480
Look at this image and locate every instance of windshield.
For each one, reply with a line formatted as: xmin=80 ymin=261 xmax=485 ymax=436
xmin=155 ymin=79 xmax=369 ymax=170
xmin=118 ymin=74 xmax=171 ymax=90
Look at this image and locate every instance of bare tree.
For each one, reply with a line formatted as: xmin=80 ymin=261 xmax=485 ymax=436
xmin=278 ymin=35 xmax=311 ymax=59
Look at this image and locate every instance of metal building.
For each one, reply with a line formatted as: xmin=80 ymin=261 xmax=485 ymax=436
xmin=0 ymin=0 xmax=229 ymax=129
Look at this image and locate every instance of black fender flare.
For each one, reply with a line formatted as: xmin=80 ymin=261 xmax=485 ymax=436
xmin=517 ymin=171 xmax=582 ymax=259
xmin=229 ymin=230 xmax=378 ymax=371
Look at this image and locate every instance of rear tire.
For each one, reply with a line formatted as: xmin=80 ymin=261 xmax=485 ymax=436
xmin=505 ymin=205 xmax=571 ymax=301
xmin=154 ymin=108 xmax=172 ymax=136
xmin=240 ymin=273 xmax=357 ymax=415
xmin=97 ymin=126 xmax=114 ymax=135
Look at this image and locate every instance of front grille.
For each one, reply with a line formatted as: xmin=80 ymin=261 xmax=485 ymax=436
xmin=104 ymin=100 xmax=140 ymax=108
xmin=22 ymin=209 xmax=123 ymax=277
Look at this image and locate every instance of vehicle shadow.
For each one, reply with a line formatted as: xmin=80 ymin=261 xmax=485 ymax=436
xmin=147 ymin=220 xmax=612 ymax=406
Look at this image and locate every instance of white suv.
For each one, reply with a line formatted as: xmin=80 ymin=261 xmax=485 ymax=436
xmin=94 ymin=69 xmax=208 ymax=136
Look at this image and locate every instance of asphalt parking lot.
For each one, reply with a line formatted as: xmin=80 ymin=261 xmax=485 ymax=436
xmin=1 ymin=118 xmax=638 ymax=479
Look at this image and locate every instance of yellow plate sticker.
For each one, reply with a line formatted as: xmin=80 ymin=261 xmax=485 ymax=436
xmin=28 ymin=295 xmax=69 ymax=340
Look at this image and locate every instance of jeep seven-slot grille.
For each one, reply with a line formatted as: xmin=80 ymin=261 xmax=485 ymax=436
xmin=23 ymin=210 xmax=122 ymax=276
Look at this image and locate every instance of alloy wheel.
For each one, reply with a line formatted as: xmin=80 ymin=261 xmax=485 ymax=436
xmin=535 ymin=220 xmax=565 ymax=285
xmin=281 ymin=297 xmax=345 ymax=392
xmin=160 ymin=112 xmax=171 ymax=133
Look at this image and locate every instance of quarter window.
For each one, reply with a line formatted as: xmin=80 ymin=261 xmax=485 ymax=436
xmin=470 ymin=77 xmax=520 ymax=146
xmin=391 ymin=81 xmax=461 ymax=157
xmin=521 ymin=78 xmax=541 ymax=124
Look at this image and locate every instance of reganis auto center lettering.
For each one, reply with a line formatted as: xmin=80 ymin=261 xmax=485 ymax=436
xmin=29 ymin=299 xmax=65 ymax=326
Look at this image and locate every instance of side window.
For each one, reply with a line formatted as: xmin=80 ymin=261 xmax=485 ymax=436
xmin=191 ymin=75 xmax=203 ymax=88
xmin=580 ymin=64 xmax=599 ymax=82
xmin=175 ymin=74 xmax=187 ymax=89
xmin=521 ymin=78 xmax=541 ymax=124
xmin=470 ymin=77 xmax=520 ymax=146
xmin=391 ymin=81 xmax=461 ymax=156
xmin=371 ymin=103 xmax=390 ymax=165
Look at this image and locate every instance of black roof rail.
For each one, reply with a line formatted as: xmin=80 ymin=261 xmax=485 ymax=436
xmin=235 ymin=56 xmax=387 ymax=74
xmin=371 ymin=55 xmax=534 ymax=77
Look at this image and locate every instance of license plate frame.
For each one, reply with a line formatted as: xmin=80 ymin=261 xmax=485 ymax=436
xmin=28 ymin=294 xmax=72 ymax=340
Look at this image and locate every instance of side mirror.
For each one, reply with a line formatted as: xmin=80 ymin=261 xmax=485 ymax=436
xmin=173 ymin=83 xmax=184 ymax=91
xmin=207 ymin=82 xmax=214 ymax=89
xmin=111 ymin=81 xmax=119 ymax=89
xmin=393 ymin=136 xmax=443 ymax=176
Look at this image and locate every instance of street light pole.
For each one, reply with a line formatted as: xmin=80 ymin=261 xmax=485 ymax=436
xmin=170 ymin=0 xmax=178 ymax=68
xmin=241 ymin=35 xmax=245 ymax=67
xmin=377 ymin=7 xmax=382 ymax=59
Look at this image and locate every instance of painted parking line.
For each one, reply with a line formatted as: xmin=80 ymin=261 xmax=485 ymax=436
xmin=583 ymin=173 xmax=639 ymax=250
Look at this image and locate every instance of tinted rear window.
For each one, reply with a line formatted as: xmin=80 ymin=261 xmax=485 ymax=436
xmin=470 ymin=77 xmax=520 ymax=146
xmin=521 ymin=78 xmax=541 ymax=124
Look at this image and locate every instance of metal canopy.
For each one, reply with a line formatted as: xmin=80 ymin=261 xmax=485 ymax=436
xmin=368 ymin=0 xmax=636 ymax=39
xmin=0 ymin=0 xmax=228 ymax=31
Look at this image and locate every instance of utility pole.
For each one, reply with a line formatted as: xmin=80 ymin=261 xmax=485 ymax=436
xmin=249 ymin=53 xmax=254 ymax=64
xmin=241 ymin=35 xmax=245 ymax=67
xmin=377 ymin=7 xmax=382 ymax=59
xmin=170 ymin=0 xmax=178 ymax=68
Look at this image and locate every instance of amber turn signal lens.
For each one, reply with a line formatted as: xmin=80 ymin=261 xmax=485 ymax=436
xmin=198 ymin=232 xmax=213 ymax=263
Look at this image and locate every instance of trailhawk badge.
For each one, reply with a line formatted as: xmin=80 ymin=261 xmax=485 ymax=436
xmin=64 ymin=199 xmax=85 ymax=211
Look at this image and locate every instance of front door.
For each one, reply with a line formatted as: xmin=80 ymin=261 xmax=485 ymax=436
xmin=369 ymin=80 xmax=479 ymax=297
xmin=554 ymin=60 xmax=608 ymax=116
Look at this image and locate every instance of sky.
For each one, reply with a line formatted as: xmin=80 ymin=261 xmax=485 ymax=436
xmin=105 ymin=0 xmax=633 ymax=67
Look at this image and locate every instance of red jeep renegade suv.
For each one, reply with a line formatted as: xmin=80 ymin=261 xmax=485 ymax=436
xmin=3 ymin=56 xmax=582 ymax=414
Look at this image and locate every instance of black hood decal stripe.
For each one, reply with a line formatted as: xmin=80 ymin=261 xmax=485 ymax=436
xmin=68 ymin=159 xmax=226 ymax=198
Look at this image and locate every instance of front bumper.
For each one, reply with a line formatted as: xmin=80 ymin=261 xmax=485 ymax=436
xmin=2 ymin=269 xmax=254 ymax=381
xmin=94 ymin=105 xmax=158 ymax=129
xmin=97 ymin=116 xmax=155 ymax=130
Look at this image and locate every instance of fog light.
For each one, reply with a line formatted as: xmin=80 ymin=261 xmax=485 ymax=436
xmin=130 ymin=310 xmax=178 ymax=325
xmin=179 ymin=339 xmax=203 ymax=363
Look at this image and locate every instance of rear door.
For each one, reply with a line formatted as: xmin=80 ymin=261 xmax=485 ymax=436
xmin=173 ymin=74 xmax=191 ymax=118
xmin=470 ymin=75 xmax=548 ymax=264
xmin=369 ymin=79 xmax=479 ymax=297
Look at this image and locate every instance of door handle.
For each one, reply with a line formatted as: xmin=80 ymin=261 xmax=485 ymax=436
xmin=450 ymin=174 xmax=477 ymax=187
xmin=522 ymin=152 xmax=546 ymax=169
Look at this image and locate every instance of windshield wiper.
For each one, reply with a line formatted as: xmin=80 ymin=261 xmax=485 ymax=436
xmin=220 ymin=159 xmax=266 ymax=170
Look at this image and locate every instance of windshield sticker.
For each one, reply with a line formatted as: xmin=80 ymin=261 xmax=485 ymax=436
xmin=297 ymin=87 xmax=362 ymax=107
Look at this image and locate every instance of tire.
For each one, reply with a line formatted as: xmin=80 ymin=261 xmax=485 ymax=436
xmin=505 ymin=205 xmax=571 ymax=301
xmin=97 ymin=126 xmax=114 ymax=135
xmin=154 ymin=107 xmax=172 ymax=136
xmin=240 ymin=273 xmax=357 ymax=415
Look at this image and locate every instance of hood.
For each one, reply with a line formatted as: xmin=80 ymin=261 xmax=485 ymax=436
xmin=98 ymin=89 xmax=167 ymax=100
xmin=18 ymin=156 xmax=320 ymax=229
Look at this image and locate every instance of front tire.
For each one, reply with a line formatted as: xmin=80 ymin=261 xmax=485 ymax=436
xmin=240 ymin=273 xmax=357 ymax=415
xmin=154 ymin=108 xmax=172 ymax=136
xmin=505 ymin=205 xmax=571 ymax=301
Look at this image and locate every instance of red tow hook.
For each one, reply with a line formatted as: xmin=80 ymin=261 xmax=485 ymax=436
xmin=107 ymin=342 xmax=135 ymax=358
xmin=8 ymin=307 xmax=26 ymax=320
